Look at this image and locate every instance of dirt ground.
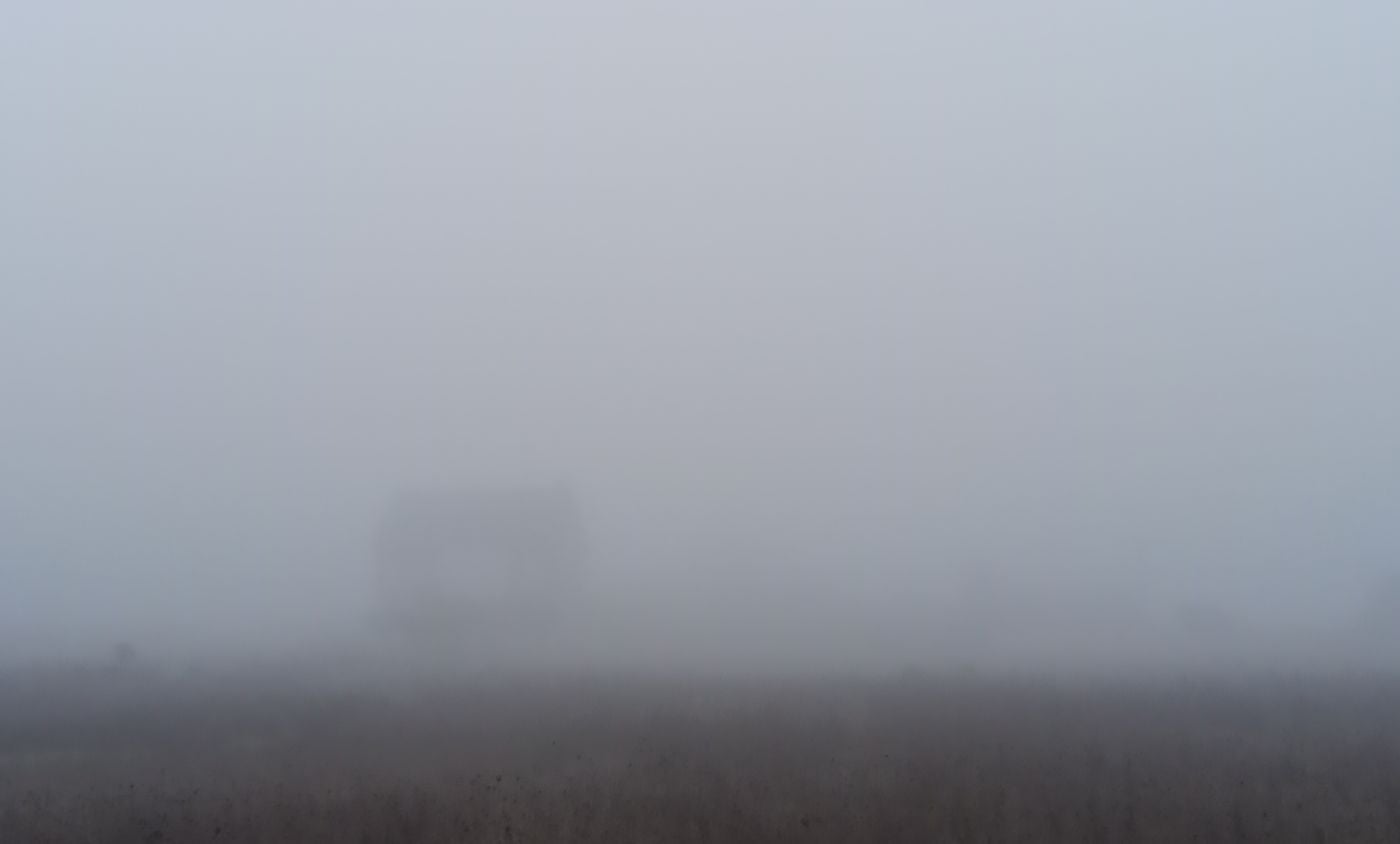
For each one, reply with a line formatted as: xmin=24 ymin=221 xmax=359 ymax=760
xmin=3 ymin=666 xmax=1400 ymax=843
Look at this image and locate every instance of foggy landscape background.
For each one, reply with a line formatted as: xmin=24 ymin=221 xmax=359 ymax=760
xmin=3 ymin=2 xmax=1399 ymax=673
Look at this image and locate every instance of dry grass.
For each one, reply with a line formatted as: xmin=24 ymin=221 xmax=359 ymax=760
xmin=3 ymin=667 xmax=1400 ymax=842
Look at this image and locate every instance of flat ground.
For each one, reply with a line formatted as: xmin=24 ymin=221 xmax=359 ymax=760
xmin=3 ymin=666 xmax=1400 ymax=843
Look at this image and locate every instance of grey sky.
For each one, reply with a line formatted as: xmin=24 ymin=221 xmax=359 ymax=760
xmin=2 ymin=3 xmax=1399 ymax=662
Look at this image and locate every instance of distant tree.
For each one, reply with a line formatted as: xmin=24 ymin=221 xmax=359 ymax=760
xmin=1174 ymin=600 xmax=1238 ymax=638
xmin=110 ymin=641 xmax=138 ymax=669
xmin=1357 ymin=576 xmax=1400 ymax=637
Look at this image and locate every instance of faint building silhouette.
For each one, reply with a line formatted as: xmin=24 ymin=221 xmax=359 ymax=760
xmin=373 ymin=484 xmax=586 ymax=643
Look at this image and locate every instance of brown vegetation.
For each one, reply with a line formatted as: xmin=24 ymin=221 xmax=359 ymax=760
xmin=3 ymin=668 xmax=1400 ymax=842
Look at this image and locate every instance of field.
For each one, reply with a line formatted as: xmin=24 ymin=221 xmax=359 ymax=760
xmin=3 ymin=664 xmax=1400 ymax=843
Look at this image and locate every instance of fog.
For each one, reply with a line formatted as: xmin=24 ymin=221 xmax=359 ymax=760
xmin=3 ymin=2 xmax=1399 ymax=674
